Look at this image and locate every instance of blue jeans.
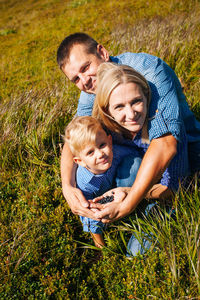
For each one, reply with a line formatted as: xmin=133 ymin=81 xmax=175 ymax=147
xmin=126 ymin=203 xmax=156 ymax=257
xmin=115 ymin=153 xmax=149 ymax=256
xmin=126 ymin=204 xmax=176 ymax=257
xmin=115 ymin=153 xmax=175 ymax=257
xmin=115 ymin=153 xmax=142 ymax=187
xmin=79 ymin=216 xmax=105 ymax=234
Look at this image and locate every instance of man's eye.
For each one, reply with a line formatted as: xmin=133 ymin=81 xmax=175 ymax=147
xmin=82 ymin=64 xmax=90 ymax=72
xmin=73 ymin=77 xmax=79 ymax=84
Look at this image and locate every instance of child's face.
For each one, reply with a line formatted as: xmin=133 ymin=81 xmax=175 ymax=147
xmin=74 ymin=129 xmax=113 ymax=174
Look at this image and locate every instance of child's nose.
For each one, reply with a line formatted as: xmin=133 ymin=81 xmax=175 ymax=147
xmin=97 ymin=149 xmax=104 ymax=157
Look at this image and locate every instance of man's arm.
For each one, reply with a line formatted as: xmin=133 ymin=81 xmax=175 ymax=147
xmin=94 ymin=134 xmax=177 ymax=222
xmin=61 ymin=142 xmax=99 ymax=219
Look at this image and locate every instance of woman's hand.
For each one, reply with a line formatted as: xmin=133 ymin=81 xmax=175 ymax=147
xmin=94 ymin=201 xmax=127 ymax=224
xmin=90 ymin=187 xmax=130 ymax=210
xmin=89 ymin=187 xmax=131 ymax=223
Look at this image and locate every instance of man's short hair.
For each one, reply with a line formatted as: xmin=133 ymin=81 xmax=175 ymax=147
xmin=64 ymin=116 xmax=106 ymax=156
xmin=57 ymin=32 xmax=99 ymax=70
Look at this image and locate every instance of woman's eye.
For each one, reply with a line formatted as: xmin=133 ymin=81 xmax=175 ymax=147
xmin=114 ymin=105 xmax=123 ymax=110
xmin=132 ymin=99 xmax=142 ymax=105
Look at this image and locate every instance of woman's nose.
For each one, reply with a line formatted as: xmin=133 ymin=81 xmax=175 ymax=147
xmin=126 ymin=106 xmax=135 ymax=119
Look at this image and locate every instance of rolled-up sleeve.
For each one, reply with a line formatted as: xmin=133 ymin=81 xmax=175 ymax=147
xmin=149 ymin=110 xmax=182 ymax=142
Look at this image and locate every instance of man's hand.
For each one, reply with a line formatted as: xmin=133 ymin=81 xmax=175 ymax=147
xmin=63 ymin=184 xmax=101 ymax=220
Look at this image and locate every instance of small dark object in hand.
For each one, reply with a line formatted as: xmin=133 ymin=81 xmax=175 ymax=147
xmin=98 ymin=195 xmax=114 ymax=204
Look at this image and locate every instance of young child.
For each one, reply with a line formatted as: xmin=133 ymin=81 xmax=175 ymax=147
xmin=64 ymin=116 xmax=140 ymax=248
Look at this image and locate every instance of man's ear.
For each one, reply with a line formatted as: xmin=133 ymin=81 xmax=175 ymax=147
xmin=97 ymin=44 xmax=110 ymax=62
xmin=73 ymin=157 xmax=86 ymax=167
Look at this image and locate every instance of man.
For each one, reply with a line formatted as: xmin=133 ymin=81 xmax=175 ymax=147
xmin=57 ymin=32 xmax=200 ymax=223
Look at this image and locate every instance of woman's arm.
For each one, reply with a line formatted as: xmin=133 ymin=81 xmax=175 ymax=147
xmin=61 ymin=142 xmax=99 ymax=219
xmin=93 ymin=134 xmax=177 ymax=222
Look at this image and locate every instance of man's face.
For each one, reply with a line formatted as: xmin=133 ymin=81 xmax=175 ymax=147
xmin=62 ymin=44 xmax=109 ymax=94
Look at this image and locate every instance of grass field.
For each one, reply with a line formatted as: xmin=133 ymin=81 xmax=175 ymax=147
xmin=0 ymin=0 xmax=200 ymax=298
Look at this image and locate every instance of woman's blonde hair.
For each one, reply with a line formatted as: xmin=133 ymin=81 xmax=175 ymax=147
xmin=92 ymin=62 xmax=151 ymax=143
xmin=64 ymin=116 xmax=105 ymax=156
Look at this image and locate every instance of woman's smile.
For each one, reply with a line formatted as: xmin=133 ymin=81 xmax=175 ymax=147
xmin=125 ymin=113 xmax=140 ymax=123
xmin=108 ymin=82 xmax=147 ymax=134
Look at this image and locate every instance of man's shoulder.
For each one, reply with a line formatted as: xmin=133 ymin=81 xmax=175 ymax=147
xmin=77 ymin=91 xmax=95 ymax=116
xmin=79 ymin=91 xmax=95 ymax=103
xmin=112 ymin=52 xmax=159 ymax=67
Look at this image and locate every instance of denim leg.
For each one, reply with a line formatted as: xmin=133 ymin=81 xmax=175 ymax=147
xmin=126 ymin=232 xmax=152 ymax=257
xmin=126 ymin=203 xmax=176 ymax=257
xmin=126 ymin=203 xmax=156 ymax=257
xmin=115 ymin=153 xmax=142 ymax=188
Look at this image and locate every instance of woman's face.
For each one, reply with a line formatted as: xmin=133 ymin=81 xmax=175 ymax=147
xmin=108 ymin=82 xmax=148 ymax=134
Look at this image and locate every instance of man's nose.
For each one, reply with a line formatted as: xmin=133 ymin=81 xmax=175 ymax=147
xmin=79 ymin=74 xmax=89 ymax=85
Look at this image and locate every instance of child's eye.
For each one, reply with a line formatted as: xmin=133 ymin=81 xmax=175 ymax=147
xmin=87 ymin=150 xmax=94 ymax=156
xmin=100 ymin=143 xmax=106 ymax=148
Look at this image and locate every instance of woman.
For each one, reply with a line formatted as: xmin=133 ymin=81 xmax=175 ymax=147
xmin=91 ymin=62 xmax=198 ymax=226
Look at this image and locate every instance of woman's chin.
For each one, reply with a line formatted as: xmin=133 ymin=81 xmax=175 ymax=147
xmin=123 ymin=123 xmax=142 ymax=134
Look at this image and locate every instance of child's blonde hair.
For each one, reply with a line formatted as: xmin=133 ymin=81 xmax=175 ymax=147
xmin=64 ymin=116 xmax=105 ymax=156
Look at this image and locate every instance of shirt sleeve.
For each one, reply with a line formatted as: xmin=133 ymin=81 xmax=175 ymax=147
xmin=77 ymin=92 xmax=95 ymax=116
xmin=160 ymin=135 xmax=189 ymax=190
xmin=147 ymin=59 xmax=183 ymax=142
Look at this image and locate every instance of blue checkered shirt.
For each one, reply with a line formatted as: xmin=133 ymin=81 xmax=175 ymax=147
xmin=76 ymin=144 xmax=138 ymax=200
xmin=76 ymin=52 xmax=200 ymax=190
xmin=77 ymin=143 xmax=138 ymax=233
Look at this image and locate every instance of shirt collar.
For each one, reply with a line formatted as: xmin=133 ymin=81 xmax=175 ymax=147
xmin=110 ymin=56 xmax=121 ymax=64
xmin=78 ymin=165 xmax=104 ymax=185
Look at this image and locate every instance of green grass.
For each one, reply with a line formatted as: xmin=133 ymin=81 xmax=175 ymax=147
xmin=0 ymin=0 xmax=200 ymax=298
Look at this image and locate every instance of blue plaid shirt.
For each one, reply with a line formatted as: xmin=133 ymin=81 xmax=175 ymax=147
xmin=77 ymin=144 xmax=138 ymax=233
xmin=76 ymin=52 xmax=200 ymax=190
xmin=76 ymin=144 xmax=138 ymax=200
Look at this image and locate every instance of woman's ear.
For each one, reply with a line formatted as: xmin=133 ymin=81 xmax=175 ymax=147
xmin=73 ymin=157 xmax=86 ymax=167
xmin=97 ymin=44 xmax=110 ymax=62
